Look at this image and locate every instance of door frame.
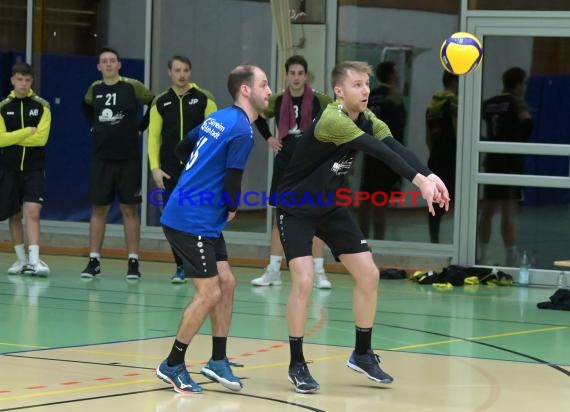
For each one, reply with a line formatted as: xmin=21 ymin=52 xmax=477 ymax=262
xmin=455 ymin=13 xmax=570 ymax=272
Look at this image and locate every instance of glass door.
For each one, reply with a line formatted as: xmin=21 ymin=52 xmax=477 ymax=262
xmin=457 ymin=14 xmax=570 ymax=283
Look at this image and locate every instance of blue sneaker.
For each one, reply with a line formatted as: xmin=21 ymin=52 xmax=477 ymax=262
xmin=170 ymin=266 xmax=186 ymax=284
xmin=156 ymin=359 xmax=203 ymax=393
xmin=346 ymin=350 xmax=394 ymax=384
xmin=201 ymin=358 xmax=243 ymax=391
xmin=288 ymin=361 xmax=320 ymax=393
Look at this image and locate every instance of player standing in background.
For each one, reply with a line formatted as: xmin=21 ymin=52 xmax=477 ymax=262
xmin=81 ymin=47 xmax=154 ymax=280
xmin=0 ymin=62 xmax=51 ymax=276
xmin=148 ymin=54 xmax=217 ymax=283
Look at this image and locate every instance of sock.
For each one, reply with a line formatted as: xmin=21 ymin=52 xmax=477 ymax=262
xmin=479 ymin=244 xmax=488 ymax=262
xmin=15 ymin=244 xmax=26 ymax=262
xmin=268 ymin=255 xmax=282 ymax=271
xmin=313 ymin=257 xmax=324 ymax=272
xmin=355 ymin=326 xmax=372 ymax=355
xmin=28 ymin=245 xmax=39 ymax=265
xmin=289 ymin=336 xmax=305 ymax=366
xmin=89 ymin=252 xmax=101 ymax=260
xmin=167 ymin=339 xmax=189 ymax=366
xmin=128 ymin=253 xmax=139 ymax=260
xmin=212 ymin=336 xmax=227 ymax=361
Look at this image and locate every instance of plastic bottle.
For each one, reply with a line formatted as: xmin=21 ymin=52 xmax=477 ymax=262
xmin=558 ymin=271 xmax=567 ymax=289
xmin=518 ymin=250 xmax=529 ymax=286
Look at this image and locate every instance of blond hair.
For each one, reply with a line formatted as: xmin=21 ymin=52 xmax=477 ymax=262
xmin=331 ymin=61 xmax=372 ymax=88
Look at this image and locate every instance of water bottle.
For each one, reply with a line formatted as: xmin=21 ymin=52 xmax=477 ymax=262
xmin=518 ymin=250 xmax=529 ymax=286
xmin=558 ymin=271 xmax=568 ymax=289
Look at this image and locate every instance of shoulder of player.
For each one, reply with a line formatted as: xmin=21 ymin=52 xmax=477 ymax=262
xmin=315 ymin=103 xmax=352 ymax=130
xmin=0 ymin=96 xmax=14 ymax=110
xmin=86 ymin=80 xmax=104 ymax=91
xmin=312 ymin=89 xmax=333 ymax=105
xmin=30 ymin=94 xmax=50 ymax=110
xmin=151 ymin=89 xmax=171 ymax=107
xmin=120 ymin=76 xmax=151 ymax=93
xmin=190 ymin=83 xmax=215 ymax=102
xmin=120 ymin=76 xmax=144 ymax=86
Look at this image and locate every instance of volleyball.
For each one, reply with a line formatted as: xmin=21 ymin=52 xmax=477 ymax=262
xmin=440 ymin=32 xmax=483 ymax=75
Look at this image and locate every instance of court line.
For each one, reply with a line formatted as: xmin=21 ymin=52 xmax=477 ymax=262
xmin=0 ymin=386 xmax=326 ymax=412
xmin=381 ymin=322 xmax=570 ymax=377
xmin=388 ymin=325 xmax=568 ymax=351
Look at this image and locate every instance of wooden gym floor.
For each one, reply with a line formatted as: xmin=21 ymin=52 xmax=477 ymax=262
xmin=0 ymin=253 xmax=569 ymax=411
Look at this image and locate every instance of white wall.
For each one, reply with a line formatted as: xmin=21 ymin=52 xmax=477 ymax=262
xmin=104 ymin=0 xmax=146 ymax=59
xmin=151 ymin=0 xmax=273 ymax=210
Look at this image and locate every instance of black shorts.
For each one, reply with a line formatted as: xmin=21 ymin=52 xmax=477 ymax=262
xmin=277 ymin=207 xmax=370 ymax=261
xmin=0 ymin=169 xmax=44 ymax=220
xmin=163 ymin=225 xmax=228 ymax=278
xmin=269 ymin=135 xmax=301 ymax=196
xmin=90 ymin=158 xmax=142 ymax=205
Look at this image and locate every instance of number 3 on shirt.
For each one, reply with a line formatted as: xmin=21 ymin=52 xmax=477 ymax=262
xmin=185 ymin=136 xmax=208 ymax=170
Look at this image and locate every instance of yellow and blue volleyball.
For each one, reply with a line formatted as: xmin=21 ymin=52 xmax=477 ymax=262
xmin=440 ymin=32 xmax=483 ymax=75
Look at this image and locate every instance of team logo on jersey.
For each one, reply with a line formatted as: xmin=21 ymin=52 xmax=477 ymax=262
xmin=188 ymin=98 xmax=199 ymax=105
xmin=99 ymin=109 xmax=125 ymax=123
xmin=28 ymin=109 xmax=39 ymax=116
xmin=163 ymin=101 xmax=172 ymax=107
xmin=98 ymin=108 xmax=125 ymax=123
xmin=331 ymin=154 xmax=354 ymax=175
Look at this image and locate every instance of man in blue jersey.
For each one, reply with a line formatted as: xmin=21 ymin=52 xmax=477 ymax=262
xmin=156 ymin=64 xmax=272 ymax=394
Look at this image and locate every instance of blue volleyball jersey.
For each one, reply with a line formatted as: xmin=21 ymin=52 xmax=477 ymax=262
xmin=161 ymin=105 xmax=254 ymax=237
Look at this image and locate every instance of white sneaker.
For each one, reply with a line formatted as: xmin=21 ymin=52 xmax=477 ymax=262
xmin=22 ymin=260 xmax=50 ymax=277
xmin=8 ymin=260 xmax=27 ymax=275
xmin=314 ymin=270 xmax=332 ymax=289
xmin=251 ymin=266 xmax=282 ymax=286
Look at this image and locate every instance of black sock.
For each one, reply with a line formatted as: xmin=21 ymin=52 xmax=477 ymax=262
xmin=355 ymin=326 xmax=372 ymax=355
xmin=212 ymin=336 xmax=227 ymax=361
xmin=167 ymin=339 xmax=188 ymax=366
xmin=289 ymin=336 xmax=305 ymax=366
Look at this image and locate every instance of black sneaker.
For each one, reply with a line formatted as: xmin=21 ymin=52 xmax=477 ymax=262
xmin=288 ymin=362 xmax=320 ymax=393
xmin=80 ymin=257 xmax=101 ymax=278
xmin=346 ymin=350 xmax=393 ymax=384
xmin=126 ymin=258 xmax=141 ymax=280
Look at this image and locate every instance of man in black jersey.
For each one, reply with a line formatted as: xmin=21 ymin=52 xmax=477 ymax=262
xmin=0 ymin=62 xmax=51 ymax=276
xmin=148 ymin=54 xmax=217 ymax=284
xmin=251 ymin=55 xmax=333 ymax=289
xmin=359 ymin=61 xmax=407 ymax=239
xmin=81 ymin=47 xmax=154 ymax=280
xmin=478 ymin=67 xmax=532 ymax=266
xmin=426 ymin=71 xmax=459 ymax=243
xmin=277 ymin=61 xmax=449 ymax=393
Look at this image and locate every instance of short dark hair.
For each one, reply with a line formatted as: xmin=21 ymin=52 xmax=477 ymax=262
xmin=227 ymin=65 xmax=257 ymax=100
xmin=285 ymin=55 xmax=308 ymax=73
xmin=99 ymin=47 xmax=120 ymax=62
xmin=12 ymin=62 xmax=33 ymax=77
xmin=168 ymin=55 xmax=192 ymax=70
xmin=376 ymin=61 xmax=396 ymax=83
xmin=442 ymin=71 xmax=458 ymax=88
xmin=502 ymin=67 xmax=526 ymax=91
